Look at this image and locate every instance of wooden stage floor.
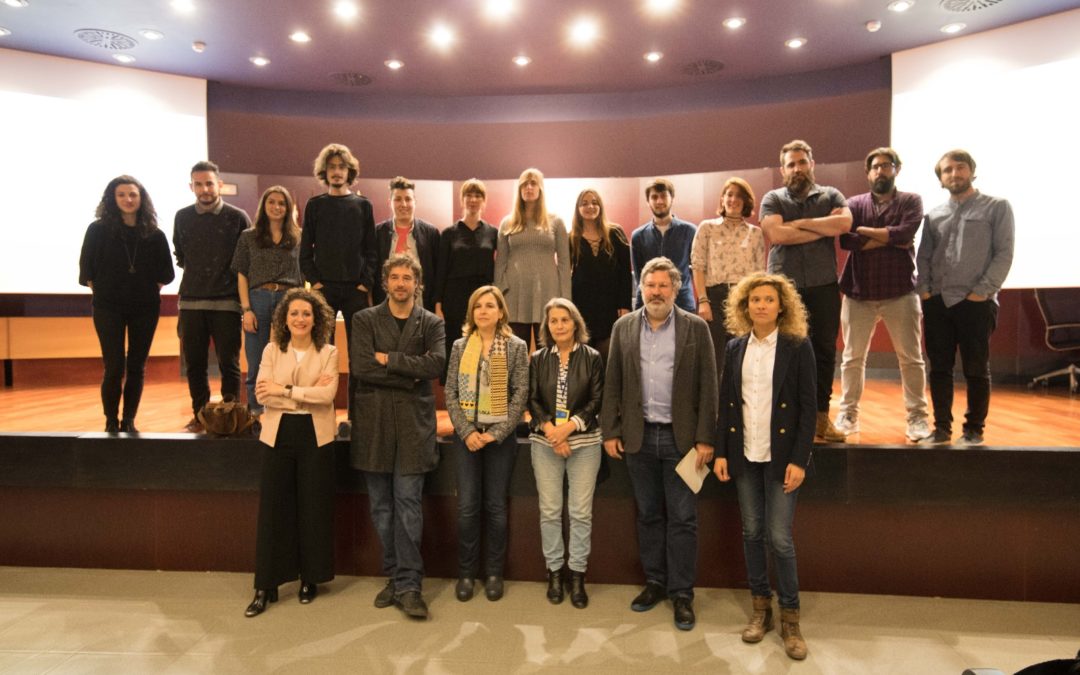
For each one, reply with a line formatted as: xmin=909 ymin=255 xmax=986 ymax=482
xmin=0 ymin=378 xmax=1077 ymax=447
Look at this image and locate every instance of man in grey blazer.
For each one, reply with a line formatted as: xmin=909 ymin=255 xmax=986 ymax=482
xmin=351 ymin=254 xmax=446 ymax=620
xmin=601 ymin=256 xmax=718 ymax=631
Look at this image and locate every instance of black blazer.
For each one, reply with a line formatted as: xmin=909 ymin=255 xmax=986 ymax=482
xmin=373 ymin=218 xmax=440 ymax=310
xmin=714 ymin=333 xmax=816 ymax=481
xmin=528 ymin=344 xmax=604 ymax=434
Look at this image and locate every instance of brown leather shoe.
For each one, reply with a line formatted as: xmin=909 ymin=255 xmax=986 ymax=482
xmin=741 ymin=595 xmax=774 ymax=643
xmin=815 ymin=412 xmax=846 ymax=443
xmin=780 ymin=608 xmax=808 ymax=660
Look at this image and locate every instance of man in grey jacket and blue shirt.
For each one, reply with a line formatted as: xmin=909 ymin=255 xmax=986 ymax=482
xmin=916 ymin=149 xmax=1014 ymax=446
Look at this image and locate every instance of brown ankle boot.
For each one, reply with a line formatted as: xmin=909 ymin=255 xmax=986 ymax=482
xmin=780 ymin=608 xmax=808 ymax=660
xmin=815 ymin=412 xmax=846 ymax=443
xmin=741 ymin=595 xmax=774 ymax=643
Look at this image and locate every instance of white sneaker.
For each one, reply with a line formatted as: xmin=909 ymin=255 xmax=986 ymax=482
xmin=833 ymin=413 xmax=859 ymax=435
xmin=906 ymin=418 xmax=932 ymax=442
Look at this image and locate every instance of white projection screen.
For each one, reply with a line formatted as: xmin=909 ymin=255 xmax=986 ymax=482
xmin=0 ymin=48 xmax=207 ymax=294
xmin=891 ymin=9 xmax=1080 ymax=289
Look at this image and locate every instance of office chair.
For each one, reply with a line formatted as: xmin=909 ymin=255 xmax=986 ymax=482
xmin=1030 ymin=288 xmax=1080 ymax=393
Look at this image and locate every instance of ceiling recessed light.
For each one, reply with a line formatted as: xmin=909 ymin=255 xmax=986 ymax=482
xmin=0 ymin=27 xmax=11 ymax=37
xmin=866 ymin=20 xmax=882 ymax=32
xmin=785 ymin=37 xmax=807 ymax=49
xmin=644 ymin=0 xmax=679 ymax=15
xmin=512 ymin=54 xmax=531 ymax=67
xmin=568 ymin=16 xmax=600 ymax=47
xmin=112 ymin=54 xmax=136 ymax=64
xmin=191 ymin=40 xmax=206 ymax=53
xmin=170 ymin=0 xmax=194 ymax=13
xmin=644 ymin=51 xmax=663 ymax=63
xmin=249 ymin=56 xmax=270 ymax=67
xmin=483 ymin=0 xmax=517 ymax=21
xmin=887 ymin=0 xmax=915 ymax=12
xmin=333 ymin=1 xmax=358 ymax=20
xmin=289 ymin=30 xmax=311 ymax=43
xmin=940 ymin=22 xmax=966 ymax=34
xmin=428 ymin=22 xmax=456 ymax=50
xmin=2 ymin=0 xmax=29 ymax=7
xmin=384 ymin=59 xmax=404 ymax=70
xmin=139 ymin=29 xmax=164 ymax=41
xmin=722 ymin=17 xmax=746 ymax=30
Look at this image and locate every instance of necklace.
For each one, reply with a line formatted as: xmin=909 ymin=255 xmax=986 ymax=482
xmin=122 ymin=231 xmax=139 ymax=274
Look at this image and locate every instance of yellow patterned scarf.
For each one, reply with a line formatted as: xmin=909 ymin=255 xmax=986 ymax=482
xmin=458 ymin=332 xmax=509 ymax=423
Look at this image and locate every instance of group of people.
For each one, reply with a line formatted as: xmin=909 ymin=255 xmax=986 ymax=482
xmin=77 ymin=139 xmax=1013 ymax=661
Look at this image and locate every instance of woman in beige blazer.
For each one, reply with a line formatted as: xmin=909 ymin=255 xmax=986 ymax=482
xmin=245 ymin=288 xmax=339 ymax=617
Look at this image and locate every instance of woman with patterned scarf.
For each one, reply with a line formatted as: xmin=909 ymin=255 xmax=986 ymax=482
xmin=444 ymin=285 xmax=530 ymax=603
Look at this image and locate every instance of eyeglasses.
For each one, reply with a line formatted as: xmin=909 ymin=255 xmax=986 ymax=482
xmin=870 ymin=162 xmax=897 ymax=172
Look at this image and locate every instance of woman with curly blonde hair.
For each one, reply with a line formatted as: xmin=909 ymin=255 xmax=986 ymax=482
xmin=713 ymin=272 xmax=814 ymax=660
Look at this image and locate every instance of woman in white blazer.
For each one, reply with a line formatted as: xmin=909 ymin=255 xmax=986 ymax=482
xmin=245 ymin=288 xmax=339 ymax=617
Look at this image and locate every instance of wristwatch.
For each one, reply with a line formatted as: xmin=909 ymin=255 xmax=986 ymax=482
xmin=284 ymin=384 xmax=293 ymax=397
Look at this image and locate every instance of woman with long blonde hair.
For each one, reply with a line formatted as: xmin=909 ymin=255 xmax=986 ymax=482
xmin=494 ymin=168 xmax=571 ymax=348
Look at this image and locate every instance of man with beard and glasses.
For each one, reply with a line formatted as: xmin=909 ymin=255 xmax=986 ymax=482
xmin=173 ymin=160 xmax=251 ymax=432
xmin=759 ymin=140 xmax=853 ymax=443
xmin=350 ymin=254 xmax=446 ymax=619
xmin=601 ymin=256 xmax=717 ymax=632
xmin=631 ymin=178 xmax=697 ymax=312
xmin=299 ymin=143 xmax=377 ymax=436
xmin=915 ymin=150 xmax=1014 ymax=446
xmin=834 ymin=148 xmax=931 ymax=443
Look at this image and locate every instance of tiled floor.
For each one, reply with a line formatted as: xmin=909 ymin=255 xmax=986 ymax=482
xmin=0 ymin=566 xmax=1076 ymax=674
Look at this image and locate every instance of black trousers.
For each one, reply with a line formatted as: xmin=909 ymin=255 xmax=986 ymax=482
xmin=178 ymin=309 xmax=241 ymax=415
xmin=921 ymin=295 xmax=998 ymax=434
xmin=254 ymin=414 xmax=336 ymax=589
xmin=92 ymin=304 xmax=160 ymax=422
xmin=705 ymin=284 xmax=733 ymax=390
xmin=798 ymin=283 xmax=841 ymax=412
xmin=319 ymin=281 xmax=370 ymax=422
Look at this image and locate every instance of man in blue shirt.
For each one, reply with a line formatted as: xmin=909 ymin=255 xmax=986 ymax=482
xmin=631 ymin=178 xmax=697 ymax=312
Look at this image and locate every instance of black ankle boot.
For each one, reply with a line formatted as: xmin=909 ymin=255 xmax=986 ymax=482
xmin=546 ymin=568 xmax=565 ymax=604
xmin=244 ymin=588 xmax=278 ymax=617
xmin=569 ymin=571 xmax=588 ymax=609
xmin=119 ymin=419 xmax=138 ymax=433
xmin=105 ymin=418 xmax=120 ymax=433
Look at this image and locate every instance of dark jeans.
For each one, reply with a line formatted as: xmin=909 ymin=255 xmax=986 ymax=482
xmin=320 ymin=281 xmax=370 ymax=421
xmin=455 ymin=432 xmax=519 ymax=578
xmin=92 ymin=304 xmax=160 ymax=423
xmin=922 ymin=295 xmax=998 ymax=434
xmin=624 ymin=424 xmax=698 ymax=599
xmin=253 ymin=414 xmax=336 ymax=589
xmin=178 ymin=309 xmax=242 ymax=415
xmin=705 ymin=284 xmax=733 ymax=389
xmin=798 ymin=282 xmax=841 ymax=412
xmin=364 ymin=470 xmax=426 ymax=593
xmin=734 ymin=457 xmax=801 ymax=609
xmin=243 ymin=288 xmax=287 ymax=414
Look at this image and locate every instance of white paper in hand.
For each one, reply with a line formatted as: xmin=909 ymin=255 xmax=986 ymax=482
xmin=675 ymin=447 xmax=709 ymax=494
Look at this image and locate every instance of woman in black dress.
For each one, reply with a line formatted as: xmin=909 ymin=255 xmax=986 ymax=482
xmin=78 ymin=175 xmax=174 ymax=433
xmin=568 ymin=188 xmax=632 ymax=361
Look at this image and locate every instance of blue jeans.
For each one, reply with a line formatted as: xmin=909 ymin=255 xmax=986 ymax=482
xmin=244 ymin=288 xmax=287 ymax=414
xmin=624 ymin=424 xmax=698 ymax=599
xmin=734 ymin=458 xmax=801 ymax=609
xmin=530 ymin=441 xmax=602 ymax=573
xmin=456 ymin=432 xmax=518 ymax=577
xmin=364 ymin=470 xmax=426 ymax=593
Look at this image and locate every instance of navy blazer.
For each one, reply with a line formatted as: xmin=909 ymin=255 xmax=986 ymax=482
xmin=714 ymin=332 xmax=816 ymax=481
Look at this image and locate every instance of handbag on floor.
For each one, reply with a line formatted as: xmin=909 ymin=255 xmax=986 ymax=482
xmin=196 ymin=396 xmax=255 ymax=437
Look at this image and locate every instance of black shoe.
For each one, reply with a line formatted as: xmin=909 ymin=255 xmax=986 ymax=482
xmin=299 ymin=581 xmax=318 ymax=604
xmin=673 ymin=596 xmax=696 ymax=631
xmin=455 ymin=577 xmax=475 ymax=602
xmin=957 ymin=429 xmax=985 ymax=446
xmin=630 ymin=582 xmax=666 ymax=612
xmin=484 ymin=575 xmax=504 ymax=601
xmin=395 ymin=590 xmax=429 ymax=619
xmin=104 ymin=418 xmax=120 ymax=433
xmin=374 ymin=579 xmax=395 ymax=608
xmin=546 ymin=568 xmax=565 ymax=605
xmin=920 ymin=428 xmax=952 ymax=445
xmin=244 ymin=588 xmax=278 ymax=617
xmin=569 ymin=571 xmax=588 ymax=609
xmin=119 ymin=419 xmax=138 ymax=433
xmin=184 ymin=417 xmax=204 ymax=433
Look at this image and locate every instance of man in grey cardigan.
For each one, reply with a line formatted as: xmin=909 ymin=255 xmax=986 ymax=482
xmin=350 ymin=254 xmax=446 ymax=619
xmin=601 ymin=256 xmax=718 ymax=631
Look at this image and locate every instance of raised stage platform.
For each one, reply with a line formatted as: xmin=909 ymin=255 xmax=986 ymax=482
xmin=2 ymin=380 xmax=1079 ymax=604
